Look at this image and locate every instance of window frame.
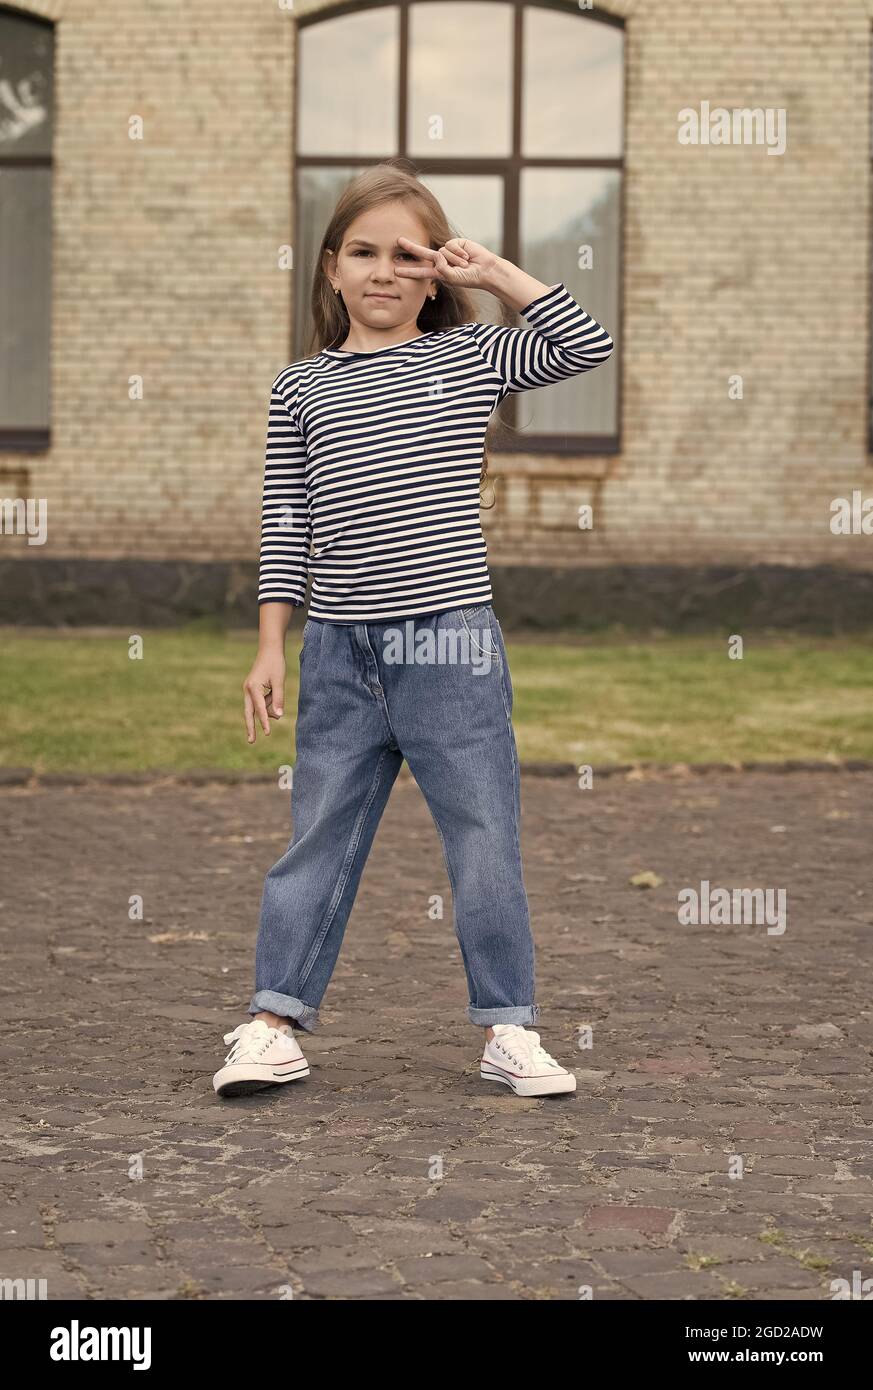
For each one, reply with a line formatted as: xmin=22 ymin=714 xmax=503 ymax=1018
xmin=869 ymin=22 xmax=873 ymax=457
xmin=0 ymin=4 xmax=54 ymax=452
xmin=293 ymin=0 xmax=625 ymax=455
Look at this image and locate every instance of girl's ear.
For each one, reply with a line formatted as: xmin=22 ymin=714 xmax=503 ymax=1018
xmin=321 ymin=248 xmax=337 ymax=285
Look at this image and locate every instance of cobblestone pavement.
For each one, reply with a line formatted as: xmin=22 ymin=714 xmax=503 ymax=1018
xmin=1 ymin=768 xmax=871 ymax=1301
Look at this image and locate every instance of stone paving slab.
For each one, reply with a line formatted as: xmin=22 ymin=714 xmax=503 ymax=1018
xmin=0 ymin=769 xmax=871 ymax=1300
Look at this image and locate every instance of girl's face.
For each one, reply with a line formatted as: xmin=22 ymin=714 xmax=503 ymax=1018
xmin=326 ymin=202 xmax=436 ymax=331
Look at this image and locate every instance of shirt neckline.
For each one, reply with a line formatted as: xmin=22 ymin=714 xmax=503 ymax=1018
xmin=321 ymin=327 xmax=446 ymax=359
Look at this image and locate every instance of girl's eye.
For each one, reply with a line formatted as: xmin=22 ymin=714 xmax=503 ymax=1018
xmin=350 ymin=249 xmax=418 ymax=259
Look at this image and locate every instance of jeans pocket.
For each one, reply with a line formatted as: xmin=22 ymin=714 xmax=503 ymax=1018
xmin=299 ymin=618 xmax=313 ymax=665
xmin=459 ymin=602 xmax=489 ymax=622
xmin=458 ymin=604 xmax=501 ymax=667
xmin=496 ymin=624 xmax=513 ymax=713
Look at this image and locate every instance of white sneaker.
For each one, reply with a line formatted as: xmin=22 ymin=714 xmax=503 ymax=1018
xmin=213 ymin=1018 xmax=310 ymax=1098
xmin=480 ymin=1023 xmax=576 ymax=1097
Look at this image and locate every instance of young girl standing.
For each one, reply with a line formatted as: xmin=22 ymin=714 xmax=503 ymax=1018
xmin=213 ymin=163 xmax=613 ymax=1100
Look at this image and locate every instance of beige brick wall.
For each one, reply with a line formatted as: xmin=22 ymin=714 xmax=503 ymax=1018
xmin=4 ymin=0 xmax=873 ymax=577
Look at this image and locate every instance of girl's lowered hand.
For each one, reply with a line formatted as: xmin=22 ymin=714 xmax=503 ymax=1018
xmin=395 ymin=235 xmax=502 ymax=291
xmin=243 ymin=652 xmax=286 ymax=743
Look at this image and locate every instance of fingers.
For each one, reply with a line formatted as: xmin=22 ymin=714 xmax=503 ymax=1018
xmin=243 ymin=686 xmax=256 ymax=743
xmin=396 ymin=235 xmax=471 ymax=272
xmin=243 ymin=680 xmax=271 ymax=741
xmin=435 ymin=246 xmax=467 ymax=268
xmin=397 ymin=249 xmax=453 ymax=282
xmin=253 ymin=687 xmax=270 ymax=737
xmin=394 ymin=240 xmax=474 ymax=287
xmin=398 ymin=234 xmax=472 ymax=263
xmin=443 ymin=238 xmax=472 ymax=264
xmin=265 ymin=679 xmax=285 ymax=720
xmin=397 ymin=236 xmax=435 ymax=260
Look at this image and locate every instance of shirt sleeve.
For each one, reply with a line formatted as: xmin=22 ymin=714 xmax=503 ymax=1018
xmin=465 ymin=281 xmax=614 ymax=395
xmin=257 ymin=373 xmax=312 ymax=607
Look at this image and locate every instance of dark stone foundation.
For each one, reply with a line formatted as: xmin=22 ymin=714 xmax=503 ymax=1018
xmin=1 ymin=558 xmax=872 ymax=632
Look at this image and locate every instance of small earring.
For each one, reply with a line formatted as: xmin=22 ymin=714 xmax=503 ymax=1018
xmin=333 ymin=286 xmax=340 ymax=295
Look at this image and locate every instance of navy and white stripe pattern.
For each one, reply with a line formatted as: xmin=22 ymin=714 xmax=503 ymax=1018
xmin=258 ymin=280 xmax=613 ymax=621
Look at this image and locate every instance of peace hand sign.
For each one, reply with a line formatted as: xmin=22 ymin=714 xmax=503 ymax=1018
xmin=395 ymin=235 xmax=501 ymax=292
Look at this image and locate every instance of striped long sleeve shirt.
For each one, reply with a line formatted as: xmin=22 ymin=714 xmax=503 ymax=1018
xmin=258 ymin=280 xmax=613 ymax=622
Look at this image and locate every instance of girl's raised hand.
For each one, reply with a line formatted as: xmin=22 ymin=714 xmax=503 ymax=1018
xmin=395 ymin=235 xmax=501 ymax=291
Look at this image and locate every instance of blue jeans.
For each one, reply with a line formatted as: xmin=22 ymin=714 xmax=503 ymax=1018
xmin=249 ymin=603 xmax=538 ymax=1033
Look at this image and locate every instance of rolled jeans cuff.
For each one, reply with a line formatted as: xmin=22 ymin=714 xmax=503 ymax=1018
xmin=467 ymin=1003 xmax=539 ymax=1027
xmin=249 ymin=990 xmax=320 ymax=1034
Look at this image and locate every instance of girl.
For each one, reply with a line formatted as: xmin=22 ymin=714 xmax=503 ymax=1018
xmin=213 ymin=161 xmax=613 ymax=1100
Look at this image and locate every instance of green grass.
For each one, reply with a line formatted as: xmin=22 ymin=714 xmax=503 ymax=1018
xmin=1 ymin=624 xmax=871 ymax=774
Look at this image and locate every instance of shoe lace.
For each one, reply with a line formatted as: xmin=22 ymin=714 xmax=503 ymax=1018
xmin=222 ymin=1022 xmax=276 ymax=1064
xmin=494 ymin=1027 xmax=556 ymax=1070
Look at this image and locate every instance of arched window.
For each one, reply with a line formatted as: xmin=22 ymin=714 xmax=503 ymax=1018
xmin=0 ymin=6 xmax=54 ymax=449
xmin=295 ymin=0 xmax=623 ymax=453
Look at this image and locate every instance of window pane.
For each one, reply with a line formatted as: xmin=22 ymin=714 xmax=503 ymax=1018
xmin=417 ymin=173 xmax=504 ymax=324
xmin=408 ymin=2 xmax=512 ymax=157
xmin=0 ymin=167 xmax=52 ymax=428
xmin=0 ymin=14 xmax=53 ymax=159
xmin=520 ymin=168 xmax=620 ymax=437
xmin=295 ymin=167 xmax=365 ymax=356
xmin=523 ymin=10 xmax=622 ymax=158
xmin=298 ymin=9 xmax=398 ymax=156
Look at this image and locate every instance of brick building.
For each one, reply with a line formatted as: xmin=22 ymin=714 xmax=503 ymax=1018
xmin=1 ymin=0 xmax=872 ymax=629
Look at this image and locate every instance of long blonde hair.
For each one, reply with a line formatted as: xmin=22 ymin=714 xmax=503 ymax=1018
xmin=305 ymin=157 xmax=518 ymax=507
